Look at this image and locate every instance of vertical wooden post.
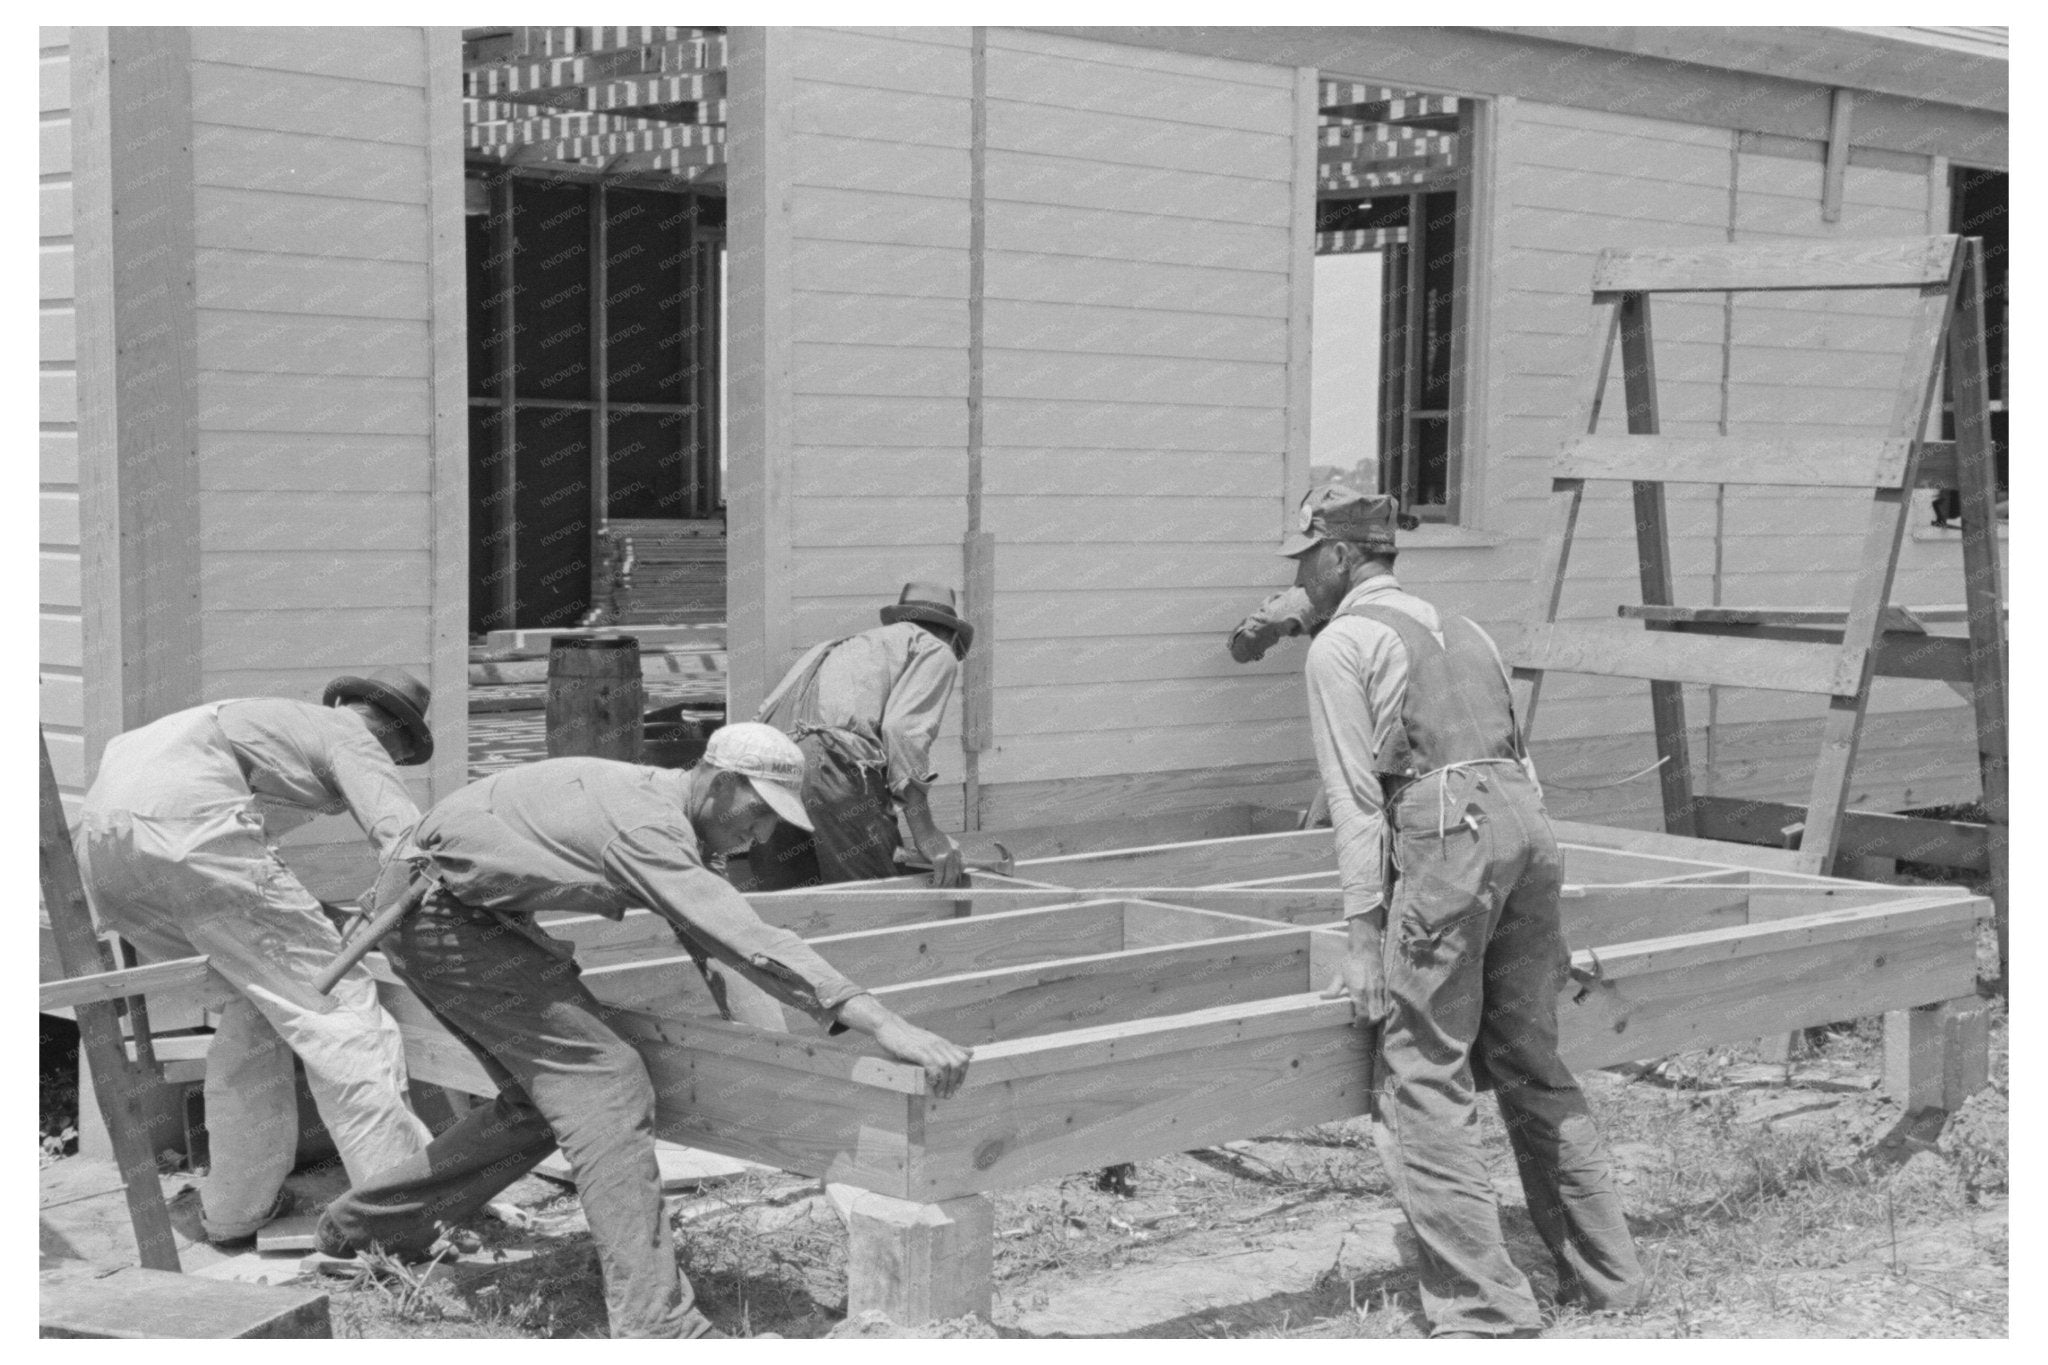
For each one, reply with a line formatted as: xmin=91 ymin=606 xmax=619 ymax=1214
xmin=1616 ymin=292 xmax=1697 ymax=836
xmin=960 ymin=28 xmax=989 ymax=833
xmin=844 ymin=1189 xmax=994 ymax=1325
xmin=40 ymin=732 xmax=181 ymax=1272
xmin=1949 ymin=238 xmax=2009 ymax=988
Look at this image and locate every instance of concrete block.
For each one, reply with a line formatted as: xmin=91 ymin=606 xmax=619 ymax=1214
xmin=845 ymin=1190 xmax=993 ymax=1326
xmin=40 ymin=1261 xmax=330 ymax=1338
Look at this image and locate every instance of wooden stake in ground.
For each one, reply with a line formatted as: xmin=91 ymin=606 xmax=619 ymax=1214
xmin=39 ymin=729 xmax=181 ymax=1272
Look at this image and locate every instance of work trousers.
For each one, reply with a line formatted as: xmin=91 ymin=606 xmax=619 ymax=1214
xmin=74 ymin=807 xmax=430 ymax=1240
xmin=749 ymin=728 xmax=901 ymax=890
xmin=321 ymin=893 xmax=713 ymax=1339
xmin=1372 ymin=766 xmax=1644 ymax=1336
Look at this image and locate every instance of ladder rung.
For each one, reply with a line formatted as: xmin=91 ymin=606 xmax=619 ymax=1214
xmin=1514 ymin=622 xmax=1862 ymax=695
xmin=1558 ymin=436 xmax=1914 ymax=488
xmin=1592 ymin=237 xmax=1956 ymax=293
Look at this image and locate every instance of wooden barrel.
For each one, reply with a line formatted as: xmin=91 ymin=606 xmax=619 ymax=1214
xmin=545 ymin=635 xmax=644 ymax=762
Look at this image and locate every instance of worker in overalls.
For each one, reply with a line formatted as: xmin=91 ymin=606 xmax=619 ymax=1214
xmin=1283 ymin=486 xmax=1644 ymax=1337
xmin=314 ymin=723 xmax=972 ymax=1339
xmin=751 ymin=583 xmax=972 ymax=889
xmin=73 ymin=670 xmax=438 ymax=1244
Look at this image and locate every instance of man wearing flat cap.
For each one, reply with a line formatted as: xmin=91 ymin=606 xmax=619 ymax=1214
xmin=73 ymin=669 xmax=440 ymax=1244
xmin=315 ymin=722 xmax=972 ymax=1338
xmin=751 ymin=582 xmax=973 ymax=888
xmin=1283 ymin=486 xmax=1644 ymax=1337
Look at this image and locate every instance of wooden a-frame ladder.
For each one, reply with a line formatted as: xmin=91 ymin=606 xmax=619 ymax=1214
xmin=1510 ymin=234 xmax=2009 ymax=986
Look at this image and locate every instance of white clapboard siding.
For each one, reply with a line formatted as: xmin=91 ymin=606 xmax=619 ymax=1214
xmin=39 ymin=29 xmax=85 ymax=802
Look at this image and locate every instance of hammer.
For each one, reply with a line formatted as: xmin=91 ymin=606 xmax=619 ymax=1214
xmin=894 ymin=841 xmax=1016 ymax=878
xmin=313 ymin=872 xmax=432 ymax=995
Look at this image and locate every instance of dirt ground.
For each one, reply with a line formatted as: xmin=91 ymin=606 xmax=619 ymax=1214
xmin=265 ymin=996 xmax=2004 ymax=1341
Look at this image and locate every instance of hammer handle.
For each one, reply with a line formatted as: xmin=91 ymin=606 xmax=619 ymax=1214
xmin=314 ymin=877 xmax=429 ymax=995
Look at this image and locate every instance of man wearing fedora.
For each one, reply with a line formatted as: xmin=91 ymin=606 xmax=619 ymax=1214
xmin=751 ymin=582 xmax=974 ymax=889
xmin=73 ymin=668 xmax=440 ymax=1244
xmin=315 ymin=723 xmax=972 ymax=1338
xmin=1282 ymin=486 xmax=1644 ymax=1337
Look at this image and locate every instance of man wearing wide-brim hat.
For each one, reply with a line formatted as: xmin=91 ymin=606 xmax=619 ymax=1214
xmin=1283 ymin=486 xmax=1645 ymax=1337
xmin=751 ymin=582 xmax=974 ymax=888
xmin=73 ymin=669 xmax=440 ymax=1244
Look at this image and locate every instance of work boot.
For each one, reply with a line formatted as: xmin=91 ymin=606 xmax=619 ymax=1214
xmin=312 ymin=1209 xmax=448 ymax=1265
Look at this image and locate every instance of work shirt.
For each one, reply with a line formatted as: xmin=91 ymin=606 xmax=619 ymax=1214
xmin=1302 ymin=575 xmax=1518 ymax=921
xmin=85 ymin=698 xmax=419 ymax=862
xmin=760 ymin=621 xmax=959 ymax=798
xmin=411 ymin=757 xmax=866 ymax=1024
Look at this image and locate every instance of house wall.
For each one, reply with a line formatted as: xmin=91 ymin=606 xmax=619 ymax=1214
xmin=47 ymin=27 xmax=467 ymax=896
xmin=732 ymin=26 xmax=1995 ymax=835
xmin=38 ymin=28 xmax=86 ymax=818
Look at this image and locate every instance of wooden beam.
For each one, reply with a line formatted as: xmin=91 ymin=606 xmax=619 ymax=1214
xmin=1822 ymin=88 xmax=1854 ymax=223
xmin=1551 ymin=819 xmax=1807 ymax=872
xmin=1518 ymin=621 xmax=1861 ymax=695
xmin=1016 ymin=829 xmax=1337 ymax=888
xmin=1619 ymin=604 xmax=1984 ymax=630
xmin=1591 ymin=237 xmax=1957 ymax=292
xmin=1559 ymin=434 xmax=1915 ymax=488
xmin=1691 ymin=794 xmax=1990 ymax=872
xmin=40 ymin=955 xmax=210 ymax=1012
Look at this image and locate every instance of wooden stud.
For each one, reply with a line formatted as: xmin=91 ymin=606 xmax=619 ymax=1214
xmin=426 ymin=27 xmax=471 ymax=807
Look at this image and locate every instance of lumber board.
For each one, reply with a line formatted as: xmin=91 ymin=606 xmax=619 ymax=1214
xmin=1562 ymin=920 xmax=1977 ymax=1070
xmin=1577 ymin=894 xmax=1979 ymax=980
xmin=1016 ymin=829 xmax=1337 ymax=888
xmin=1691 ymin=795 xmax=1990 ymax=873
xmin=803 ymin=902 xmax=1128 ymax=987
xmin=1590 ymin=236 xmax=1957 ymax=292
xmin=1646 ymin=622 xmax=1971 ymax=684
xmin=1517 ymin=621 xmax=1861 ymax=696
xmin=1558 ymin=435 xmax=1915 ymax=489
xmin=39 ymin=955 xmax=211 ymax=1012
xmin=1556 ymin=845 xmax=1730 ymax=885
xmin=875 ymin=929 xmax=1313 ymax=1045
xmin=1619 ymin=604 xmax=1985 ymax=631
xmin=1552 ymin=821 xmax=1807 ymax=872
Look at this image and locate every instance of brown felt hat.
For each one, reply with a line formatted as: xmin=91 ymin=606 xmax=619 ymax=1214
xmin=879 ymin=582 xmax=974 ymax=659
xmin=323 ymin=667 xmax=434 ymax=766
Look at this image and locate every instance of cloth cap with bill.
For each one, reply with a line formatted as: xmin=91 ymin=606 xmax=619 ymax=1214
xmin=1277 ymin=484 xmax=1402 ymax=558
xmin=702 ymin=721 xmax=814 ymax=831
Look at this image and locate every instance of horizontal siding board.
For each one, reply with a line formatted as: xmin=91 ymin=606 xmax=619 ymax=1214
xmin=41 ymin=432 xmax=78 ymax=483
xmin=792 ymin=496 xmax=967 ymax=548
xmin=200 ymin=551 xmax=432 ymax=610
xmin=790 ymin=133 xmax=967 ymax=198
xmin=45 ymin=730 xmax=86 ymax=791
xmin=40 ymin=182 xmax=72 ymax=238
xmin=196 ymin=186 xmax=429 ymax=262
xmin=987 ymin=201 xmax=1289 ymax=271
xmin=987 ymin=148 xmax=1292 ymax=225
xmin=201 ymin=492 xmax=431 ymax=552
xmin=983 ymin=397 xmax=1281 ymax=452
xmin=792 ymin=81 xmax=969 ymax=148
xmin=197 ymin=372 xmax=430 ymax=435
xmin=791 ymin=188 xmax=969 ymax=249
xmin=793 ymin=343 xmax=966 ymax=399
xmin=40 ymin=552 xmax=81 ymax=608
xmin=192 ymin=60 xmax=427 ymax=143
xmin=978 ymin=719 xmax=1312 ymax=785
xmin=41 ymin=673 xmax=84 ymax=729
xmin=790 ymin=27 xmax=972 ymax=98
xmin=40 ymin=492 xmax=79 ymax=547
xmin=987 ymin=254 xmax=1288 ymax=316
xmin=193 ymin=124 xmax=429 ymax=204
xmin=196 ymin=249 xmax=430 ymax=319
xmin=40 ymin=245 xmax=73 ymax=301
xmin=1518 ymin=101 xmax=1733 ymax=149
xmin=987 ymin=100 xmax=1290 ymax=181
xmin=40 ymin=308 xmax=75 ymax=362
xmin=790 ymin=541 xmax=1291 ymax=601
xmin=988 ymin=37 xmax=1292 ymax=129
xmin=989 ymin=300 xmax=1285 ymax=362
xmin=41 ymin=118 xmax=71 ymax=177
xmin=989 ymin=352 xmax=1283 ymax=407
xmin=189 ymin=27 xmax=424 ymax=85
xmin=41 ymin=612 xmax=82 ymax=668
xmin=202 ymin=608 xmax=430 ymax=671
xmin=39 ymin=52 xmax=69 ymax=111
xmin=793 ymin=292 xmax=967 ymax=349
xmin=794 ymin=239 xmax=967 ymax=299
xmin=40 ymin=372 xmax=76 ymax=425
xmin=197 ymin=311 xmax=432 ymax=378
xmin=790 ymin=395 xmax=965 ymax=448
xmin=200 ymin=432 xmax=433 ymax=492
